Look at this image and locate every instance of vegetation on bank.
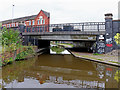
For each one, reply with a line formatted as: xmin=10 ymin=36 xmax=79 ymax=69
xmin=57 ymin=43 xmax=73 ymax=48
xmin=51 ymin=46 xmax=64 ymax=54
xmin=0 ymin=27 xmax=36 ymax=66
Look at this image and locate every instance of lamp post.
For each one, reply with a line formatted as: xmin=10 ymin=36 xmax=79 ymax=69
xmin=12 ymin=4 xmax=15 ymax=27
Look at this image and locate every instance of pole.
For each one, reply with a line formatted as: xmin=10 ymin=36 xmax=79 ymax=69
xmin=12 ymin=4 xmax=15 ymax=27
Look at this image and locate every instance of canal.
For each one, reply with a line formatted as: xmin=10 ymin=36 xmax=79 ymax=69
xmin=2 ymin=46 xmax=119 ymax=88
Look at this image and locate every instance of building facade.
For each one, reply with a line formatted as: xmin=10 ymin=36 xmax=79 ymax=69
xmin=2 ymin=10 xmax=50 ymax=32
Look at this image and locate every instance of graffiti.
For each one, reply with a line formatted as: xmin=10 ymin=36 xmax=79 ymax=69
xmin=106 ymin=38 xmax=113 ymax=47
xmin=98 ymin=49 xmax=105 ymax=54
xmin=106 ymin=38 xmax=112 ymax=44
xmin=97 ymin=43 xmax=105 ymax=54
xmin=114 ymin=33 xmax=120 ymax=45
xmin=97 ymin=43 xmax=105 ymax=48
xmin=114 ymin=70 xmax=120 ymax=82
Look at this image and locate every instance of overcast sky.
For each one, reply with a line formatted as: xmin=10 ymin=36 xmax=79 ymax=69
xmin=0 ymin=0 xmax=119 ymax=24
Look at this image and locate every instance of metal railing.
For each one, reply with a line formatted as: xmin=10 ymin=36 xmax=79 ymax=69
xmin=22 ymin=22 xmax=105 ymax=32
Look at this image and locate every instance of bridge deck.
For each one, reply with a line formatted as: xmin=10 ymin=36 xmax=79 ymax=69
xmin=22 ymin=31 xmax=105 ymax=36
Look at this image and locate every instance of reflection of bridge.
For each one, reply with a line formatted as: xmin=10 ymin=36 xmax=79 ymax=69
xmin=19 ymin=13 xmax=119 ymax=54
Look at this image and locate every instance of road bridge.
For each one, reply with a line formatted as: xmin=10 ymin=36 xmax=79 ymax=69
xmin=18 ymin=13 xmax=120 ymax=54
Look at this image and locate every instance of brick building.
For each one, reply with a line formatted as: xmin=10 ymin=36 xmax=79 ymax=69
xmin=2 ymin=10 xmax=50 ymax=31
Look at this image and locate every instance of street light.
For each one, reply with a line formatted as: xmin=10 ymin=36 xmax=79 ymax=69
xmin=12 ymin=4 xmax=15 ymax=27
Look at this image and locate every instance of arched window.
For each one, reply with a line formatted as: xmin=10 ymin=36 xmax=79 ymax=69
xmin=29 ymin=21 xmax=31 ymax=25
xmin=39 ymin=16 xmax=43 ymax=24
xmin=32 ymin=20 xmax=34 ymax=25
xmin=43 ymin=19 xmax=45 ymax=24
xmin=37 ymin=20 xmax=39 ymax=25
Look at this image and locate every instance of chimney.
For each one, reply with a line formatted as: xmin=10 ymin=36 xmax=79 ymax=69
xmin=105 ymin=13 xmax=113 ymax=19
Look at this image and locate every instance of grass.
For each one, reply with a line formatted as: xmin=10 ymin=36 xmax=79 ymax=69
xmin=93 ymin=53 xmax=100 ymax=55
xmin=109 ymin=61 xmax=120 ymax=64
xmin=97 ymin=59 xmax=104 ymax=61
xmin=57 ymin=43 xmax=73 ymax=47
xmin=74 ymin=52 xmax=105 ymax=61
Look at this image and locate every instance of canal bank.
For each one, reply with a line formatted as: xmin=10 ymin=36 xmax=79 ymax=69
xmin=0 ymin=46 xmax=38 ymax=67
xmin=68 ymin=50 xmax=120 ymax=67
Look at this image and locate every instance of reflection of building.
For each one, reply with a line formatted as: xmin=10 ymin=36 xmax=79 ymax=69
xmin=2 ymin=10 xmax=50 ymax=30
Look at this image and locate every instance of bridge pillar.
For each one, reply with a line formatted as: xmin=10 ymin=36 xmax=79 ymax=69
xmin=104 ymin=13 xmax=113 ymax=53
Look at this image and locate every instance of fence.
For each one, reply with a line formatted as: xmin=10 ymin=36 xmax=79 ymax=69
xmin=21 ymin=22 xmax=105 ymax=32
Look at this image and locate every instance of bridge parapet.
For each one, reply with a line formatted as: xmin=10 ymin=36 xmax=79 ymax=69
xmin=50 ymin=22 xmax=105 ymax=32
xmin=20 ymin=22 xmax=105 ymax=33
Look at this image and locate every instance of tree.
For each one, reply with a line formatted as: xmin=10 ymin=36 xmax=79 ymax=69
xmin=2 ymin=27 xmax=22 ymax=51
xmin=1 ymin=27 xmax=22 ymax=61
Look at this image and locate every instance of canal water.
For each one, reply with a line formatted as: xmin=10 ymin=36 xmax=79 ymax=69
xmin=2 ymin=46 xmax=119 ymax=88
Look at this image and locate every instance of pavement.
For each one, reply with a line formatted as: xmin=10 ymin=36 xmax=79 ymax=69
xmin=71 ymin=51 xmax=120 ymax=67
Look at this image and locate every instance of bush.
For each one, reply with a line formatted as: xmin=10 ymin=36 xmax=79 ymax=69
xmin=15 ymin=46 xmax=35 ymax=60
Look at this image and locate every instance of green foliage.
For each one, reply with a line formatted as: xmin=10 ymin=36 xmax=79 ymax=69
xmin=15 ymin=46 xmax=35 ymax=60
xmin=93 ymin=53 xmax=100 ymax=55
xmin=0 ymin=27 xmax=22 ymax=66
xmin=2 ymin=27 xmax=22 ymax=52
xmin=51 ymin=46 xmax=64 ymax=54
xmin=2 ymin=57 xmax=14 ymax=66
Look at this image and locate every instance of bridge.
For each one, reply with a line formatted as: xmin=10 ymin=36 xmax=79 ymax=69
xmin=22 ymin=31 xmax=105 ymax=41
xmin=18 ymin=13 xmax=119 ymax=54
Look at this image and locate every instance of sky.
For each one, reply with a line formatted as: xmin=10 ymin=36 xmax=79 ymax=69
xmin=0 ymin=0 xmax=119 ymax=24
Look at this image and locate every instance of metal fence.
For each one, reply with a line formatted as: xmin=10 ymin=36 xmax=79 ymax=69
xmin=49 ymin=22 xmax=105 ymax=32
xmin=21 ymin=22 xmax=105 ymax=32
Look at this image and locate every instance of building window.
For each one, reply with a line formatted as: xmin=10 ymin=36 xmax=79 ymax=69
xmin=13 ymin=23 xmax=15 ymax=27
xmin=43 ymin=19 xmax=45 ymax=24
xmin=39 ymin=16 xmax=43 ymax=24
xmin=12 ymin=23 xmax=15 ymax=27
xmin=40 ymin=19 xmax=42 ymax=24
xmin=16 ymin=23 xmax=18 ymax=26
xmin=32 ymin=20 xmax=34 ymax=25
xmin=37 ymin=20 xmax=39 ymax=25
xmin=29 ymin=21 xmax=31 ymax=25
xmin=24 ymin=22 xmax=26 ymax=26
xmin=7 ymin=24 xmax=9 ymax=27
xmin=7 ymin=24 xmax=10 ymax=27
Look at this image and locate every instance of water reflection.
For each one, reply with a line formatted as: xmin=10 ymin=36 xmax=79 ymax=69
xmin=2 ymin=52 xmax=119 ymax=88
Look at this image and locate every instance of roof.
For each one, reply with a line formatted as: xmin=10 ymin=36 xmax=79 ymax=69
xmin=41 ymin=10 xmax=50 ymax=18
xmin=2 ymin=10 xmax=50 ymax=24
xmin=2 ymin=15 xmax=37 ymax=24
